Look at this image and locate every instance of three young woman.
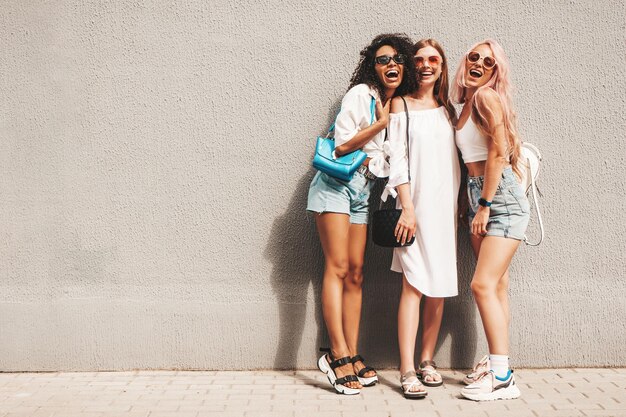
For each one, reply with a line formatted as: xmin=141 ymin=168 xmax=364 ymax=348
xmin=308 ymin=35 xmax=529 ymax=402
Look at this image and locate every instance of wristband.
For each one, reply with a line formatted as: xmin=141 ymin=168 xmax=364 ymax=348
xmin=478 ymin=198 xmax=492 ymax=207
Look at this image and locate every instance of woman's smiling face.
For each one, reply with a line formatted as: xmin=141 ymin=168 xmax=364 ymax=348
xmin=374 ymin=45 xmax=404 ymax=91
xmin=414 ymin=45 xmax=442 ymax=87
xmin=465 ymin=43 xmax=496 ymax=88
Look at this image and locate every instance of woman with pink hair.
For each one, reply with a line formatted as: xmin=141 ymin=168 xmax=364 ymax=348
xmin=451 ymin=40 xmax=530 ymax=401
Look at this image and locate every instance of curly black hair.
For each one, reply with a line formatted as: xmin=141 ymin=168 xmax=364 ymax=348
xmin=348 ymin=33 xmax=417 ymax=101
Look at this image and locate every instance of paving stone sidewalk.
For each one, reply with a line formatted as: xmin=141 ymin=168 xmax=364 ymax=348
xmin=0 ymin=368 xmax=625 ymax=417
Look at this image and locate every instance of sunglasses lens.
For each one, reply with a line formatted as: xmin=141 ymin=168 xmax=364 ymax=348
xmin=376 ymin=56 xmax=391 ymax=65
xmin=394 ymin=54 xmax=405 ymax=64
xmin=468 ymin=52 xmax=480 ymax=63
xmin=415 ymin=56 xmax=439 ymax=67
xmin=484 ymin=56 xmax=496 ymax=68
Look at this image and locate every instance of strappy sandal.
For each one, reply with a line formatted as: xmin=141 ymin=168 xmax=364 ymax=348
xmin=418 ymin=360 xmax=443 ymax=387
xmin=400 ymin=370 xmax=428 ymax=399
xmin=351 ymin=354 xmax=378 ymax=387
xmin=317 ymin=348 xmax=361 ymax=395
xmin=463 ymin=355 xmax=489 ymax=385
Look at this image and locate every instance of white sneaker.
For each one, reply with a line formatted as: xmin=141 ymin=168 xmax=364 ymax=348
xmin=462 ymin=355 xmax=489 ymax=385
xmin=460 ymin=370 xmax=521 ymax=401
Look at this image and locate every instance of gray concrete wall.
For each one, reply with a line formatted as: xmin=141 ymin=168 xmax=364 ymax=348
xmin=1 ymin=0 xmax=624 ymax=371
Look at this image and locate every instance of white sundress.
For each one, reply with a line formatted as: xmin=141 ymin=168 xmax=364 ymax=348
xmin=385 ymin=106 xmax=461 ymax=297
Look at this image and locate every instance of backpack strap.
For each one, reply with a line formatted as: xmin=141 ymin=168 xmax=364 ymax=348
xmin=524 ymin=163 xmax=545 ymax=246
xmin=522 ymin=143 xmax=544 ymax=246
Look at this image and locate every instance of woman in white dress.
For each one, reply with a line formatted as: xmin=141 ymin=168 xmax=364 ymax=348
xmin=385 ymin=39 xmax=460 ymax=398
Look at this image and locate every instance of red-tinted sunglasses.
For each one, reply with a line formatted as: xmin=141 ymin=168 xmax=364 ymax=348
xmin=414 ymin=55 xmax=441 ymax=67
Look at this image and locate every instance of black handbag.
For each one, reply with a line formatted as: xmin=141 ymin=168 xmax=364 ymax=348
xmin=372 ymin=97 xmax=415 ymax=247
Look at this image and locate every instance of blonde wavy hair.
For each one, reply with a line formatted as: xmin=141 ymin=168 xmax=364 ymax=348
xmin=451 ymin=39 xmax=522 ymax=177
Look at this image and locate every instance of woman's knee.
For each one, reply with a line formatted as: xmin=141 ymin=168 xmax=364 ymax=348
xmin=325 ymin=258 xmax=349 ymax=280
xmin=346 ymin=264 xmax=364 ymax=287
xmin=496 ymin=278 xmax=509 ymax=294
xmin=425 ymin=296 xmax=444 ymax=309
xmin=470 ymin=277 xmax=496 ymax=297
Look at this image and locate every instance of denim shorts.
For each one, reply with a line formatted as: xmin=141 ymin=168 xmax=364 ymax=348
xmin=306 ymin=170 xmax=375 ymax=224
xmin=467 ymin=166 xmax=530 ymax=240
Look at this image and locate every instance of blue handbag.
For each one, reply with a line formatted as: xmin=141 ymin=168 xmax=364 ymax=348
xmin=312 ymin=97 xmax=375 ymax=181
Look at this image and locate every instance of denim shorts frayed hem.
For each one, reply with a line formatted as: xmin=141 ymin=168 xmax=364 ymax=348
xmin=306 ymin=170 xmax=374 ymax=225
xmin=467 ymin=167 xmax=530 ymax=241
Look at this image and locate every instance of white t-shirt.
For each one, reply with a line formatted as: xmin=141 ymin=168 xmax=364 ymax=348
xmin=333 ymin=84 xmax=389 ymax=178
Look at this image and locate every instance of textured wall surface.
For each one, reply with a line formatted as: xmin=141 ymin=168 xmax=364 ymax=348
xmin=1 ymin=0 xmax=625 ymax=371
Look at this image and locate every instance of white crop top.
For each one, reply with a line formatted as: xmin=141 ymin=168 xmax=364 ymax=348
xmin=455 ymin=117 xmax=488 ymax=163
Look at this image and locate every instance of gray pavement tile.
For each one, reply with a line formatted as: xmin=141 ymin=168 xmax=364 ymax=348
xmin=388 ymin=412 xmax=440 ymax=417
xmin=147 ymin=412 xmax=198 ymax=417
xmin=581 ymin=411 xmax=626 ymax=417
xmin=0 ymin=369 xmax=625 ymax=416
xmin=598 ymin=399 xmax=626 ymax=410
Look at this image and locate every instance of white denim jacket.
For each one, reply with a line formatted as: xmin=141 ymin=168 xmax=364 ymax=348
xmin=333 ymin=84 xmax=389 ymax=178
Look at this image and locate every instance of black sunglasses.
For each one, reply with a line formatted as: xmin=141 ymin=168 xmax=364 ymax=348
xmin=374 ymin=54 xmax=405 ymax=65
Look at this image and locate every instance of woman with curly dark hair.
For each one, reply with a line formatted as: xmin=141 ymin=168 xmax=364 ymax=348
xmin=308 ymin=33 xmax=416 ymax=395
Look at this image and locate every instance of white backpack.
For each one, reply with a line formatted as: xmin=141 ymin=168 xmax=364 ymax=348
xmin=518 ymin=142 xmax=544 ymax=246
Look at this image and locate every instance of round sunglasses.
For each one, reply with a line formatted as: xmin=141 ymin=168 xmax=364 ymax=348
xmin=467 ymin=51 xmax=496 ymax=70
xmin=374 ymin=54 xmax=406 ymax=65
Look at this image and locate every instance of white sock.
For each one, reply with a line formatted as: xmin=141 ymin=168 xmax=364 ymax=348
xmin=489 ymin=354 xmax=510 ymax=379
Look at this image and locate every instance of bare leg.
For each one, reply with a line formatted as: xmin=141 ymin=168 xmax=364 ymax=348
xmin=316 ymin=213 xmax=361 ymax=389
xmin=471 ymin=236 xmax=510 ymax=327
xmin=419 ymin=296 xmax=444 ymax=384
xmin=342 ymin=223 xmax=375 ymax=378
xmin=342 ymin=223 xmax=366 ymax=355
xmin=469 ymin=234 xmax=483 ymax=258
xmin=470 ymin=236 xmax=521 ymax=355
xmin=497 ymin=270 xmax=510 ymax=326
xmin=420 ymin=297 xmax=444 ymax=362
xmin=398 ymin=275 xmax=422 ymax=375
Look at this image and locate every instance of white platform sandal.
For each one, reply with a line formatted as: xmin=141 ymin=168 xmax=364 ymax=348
xmin=317 ymin=349 xmax=361 ymax=395
xmin=351 ymin=354 xmax=378 ymax=387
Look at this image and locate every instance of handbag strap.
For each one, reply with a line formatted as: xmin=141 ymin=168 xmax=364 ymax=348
xmin=400 ymin=96 xmax=411 ymax=182
xmin=378 ymin=96 xmax=411 ymax=209
xmin=326 ymin=96 xmax=376 ymax=138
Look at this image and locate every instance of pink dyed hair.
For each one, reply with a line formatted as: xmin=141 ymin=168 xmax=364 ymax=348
xmin=451 ymin=39 xmax=522 ymax=177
